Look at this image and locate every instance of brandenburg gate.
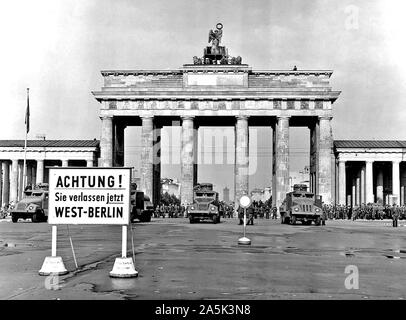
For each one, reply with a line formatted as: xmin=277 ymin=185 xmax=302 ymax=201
xmin=92 ymin=24 xmax=340 ymax=209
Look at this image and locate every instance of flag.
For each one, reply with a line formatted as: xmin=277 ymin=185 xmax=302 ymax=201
xmin=25 ymin=88 xmax=30 ymax=133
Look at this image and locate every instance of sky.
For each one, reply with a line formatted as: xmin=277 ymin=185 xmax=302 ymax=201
xmin=1 ymin=0 xmax=406 ymax=199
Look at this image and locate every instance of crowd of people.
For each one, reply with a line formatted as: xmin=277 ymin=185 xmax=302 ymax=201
xmin=151 ymin=199 xmax=281 ymax=219
xmin=153 ymin=203 xmax=185 ymax=218
xmin=322 ymin=203 xmax=406 ymax=221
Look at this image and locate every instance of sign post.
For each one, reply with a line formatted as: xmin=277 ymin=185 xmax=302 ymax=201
xmin=39 ymin=225 xmax=68 ymax=276
xmin=39 ymin=167 xmax=137 ymax=278
xmin=109 ymin=225 xmax=138 ymax=278
xmin=238 ymin=195 xmax=252 ymax=245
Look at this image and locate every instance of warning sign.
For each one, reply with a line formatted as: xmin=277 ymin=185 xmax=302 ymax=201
xmin=48 ymin=168 xmax=131 ymax=225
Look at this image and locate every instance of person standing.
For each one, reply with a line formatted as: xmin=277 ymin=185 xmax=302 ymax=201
xmin=247 ymin=204 xmax=254 ymax=225
xmin=392 ymin=204 xmax=399 ymax=227
xmin=238 ymin=205 xmax=244 ymax=225
xmin=272 ymin=206 xmax=277 ymax=219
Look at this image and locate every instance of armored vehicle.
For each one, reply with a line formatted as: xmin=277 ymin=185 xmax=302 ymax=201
xmin=130 ymin=183 xmax=154 ymax=222
xmin=188 ymin=183 xmax=221 ymax=224
xmin=279 ymin=184 xmax=323 ymax=226
xmin=11 ymin=183 xmax=49 ymax=223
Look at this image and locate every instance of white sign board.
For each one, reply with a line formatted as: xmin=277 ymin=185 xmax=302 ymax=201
xmin=48 ymin=168 xmax=131 ymax=225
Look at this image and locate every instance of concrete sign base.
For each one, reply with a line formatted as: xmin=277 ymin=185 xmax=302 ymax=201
xmin=38 ymin=256 xmax=68 ymax=276
xmin=109 ymin=257 xmax=138 ymax=278
xmin=238 ymin=236 xmax=251 ymax=245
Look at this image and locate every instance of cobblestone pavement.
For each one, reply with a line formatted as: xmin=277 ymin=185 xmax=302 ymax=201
xmin=1 ymin=218 xmax=406 ymax=300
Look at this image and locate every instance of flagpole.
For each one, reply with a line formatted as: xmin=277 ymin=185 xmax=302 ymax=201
xmin=22 ymin=88 xmax=29 ymax=196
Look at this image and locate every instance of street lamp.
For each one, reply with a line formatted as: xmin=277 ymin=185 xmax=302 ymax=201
xmin=238 ymin=195 xmax=252 ymax=245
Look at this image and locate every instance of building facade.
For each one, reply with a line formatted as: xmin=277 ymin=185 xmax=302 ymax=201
xmin=334 ymin=140 xmax=406 ymax=206
xmin=0 ymin=140 xmax=99 ymax=206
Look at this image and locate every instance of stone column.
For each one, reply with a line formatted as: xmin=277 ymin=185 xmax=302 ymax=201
xmin=338 ymin=161 xmax=346 ymax=205
xmin=18 ymin=161 xmax=23 ymax=200
xmin=113 ymin=121 xmax=126 ymax=167
xmin=234 ymin=116 xmax=249 ymax=206
xmin=318 ymin=116 xmax=333 ymax=204
xmin=0 ymin=161 xmax=2 ymax=208
xmin=62 ymin=160 xmax=69 ymax=167
xmin=355 ymin=170 xmax=360 ymax=206
xmin=309 ymin=122 xmax=319 ymax=195
xmin=100 ymin=115 xmax=113 ymax=167
xmin=153 ymin=122 xmax=162 ymax=206
xmin=36 ymin=160 xmax=44 ymax=184
xmin=274 ymin=116 xmax=290 ymax=210
xmin=10 ymin=160 xmax=18 ymax=203
xmin=193 ymin=122 xmax=198 ymax=187
xmin=376 ymin=167 xmax=384 ymax=204
xmin=2 ymin=161 xmax=9 ymax=206
xmin=26 ymin=163 xmax=32 ymax=186
xmin=401 ymin=166 xmax=406 ymax=206
xmin=86 ymin=160 xmax=94 ymax=167
xmin=365 ymin=161 xmax=374 ymax=204
xmin=140 ymin=116 xmax=154 ymax=198
xmin=392 ymin=160 xmax=400 ymax=204
xmin=31 ymin=164 xmax=36 ymax=186
xmin=351 ymin=177 xmax=356 ymax=207
xmin=181 ymin=116 xmax=195 ymax=206
xmin=360 ymin=165 xmax=365 ymax=205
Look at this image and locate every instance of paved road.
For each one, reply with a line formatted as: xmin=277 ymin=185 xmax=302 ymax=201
xmin=1 ymin=218 xmax=406 ymax=300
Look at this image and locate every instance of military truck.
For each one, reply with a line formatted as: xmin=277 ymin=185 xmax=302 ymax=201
xmin=187 ymin=183 xmax=221 ymax=224
xmin=279 ymin=184 xmax=323 ymax=226
xmin=130 ymin=183 xmax=154 ymax=222
xmin=11 ymin=183 xmax=49 ymax=223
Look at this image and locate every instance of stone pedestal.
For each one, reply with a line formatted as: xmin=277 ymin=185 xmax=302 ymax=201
xmin=274 ymin=116 xmax=290 ymax=209
xmin=234 ymin=116 xmax=249 ymax=205
xmin=100 ymin=116 xmax=113 ymax=167
xmin=180 ymin=117 xmax=195 ymax=206
xmin=140 ymin=116 xmax=154 ymax=198
xmin=318 ymin=117 xmax=333 ymax=204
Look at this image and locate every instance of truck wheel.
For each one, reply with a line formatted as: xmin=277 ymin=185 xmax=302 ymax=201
xmin=281 ymin=215 xmax=285 ymax=224
xmin=291 ymin=216 xmax=296 ymax=225
xmin=12 ymin=215 xmax=18 ymax=223
xmin=32 ymin=213 xmax=38 ymax=223
xmin=315 ymin=217 xmax=321 ymax=226
xmin=212 ymin=215 xmax=218 ymax=224
xmin=189 ymin=217 xmax=195 ymax=224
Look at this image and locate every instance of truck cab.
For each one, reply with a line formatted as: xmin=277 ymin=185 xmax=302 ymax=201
xmin=11 ymin=183 xmax=49 ymax=223
xmin=188 ymin=183 xmax=221 ymax=224
xmin=280 ymin=184 xmax=323 ymax=226
xmin=130 ymin=183 xmax=153 ymax=222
